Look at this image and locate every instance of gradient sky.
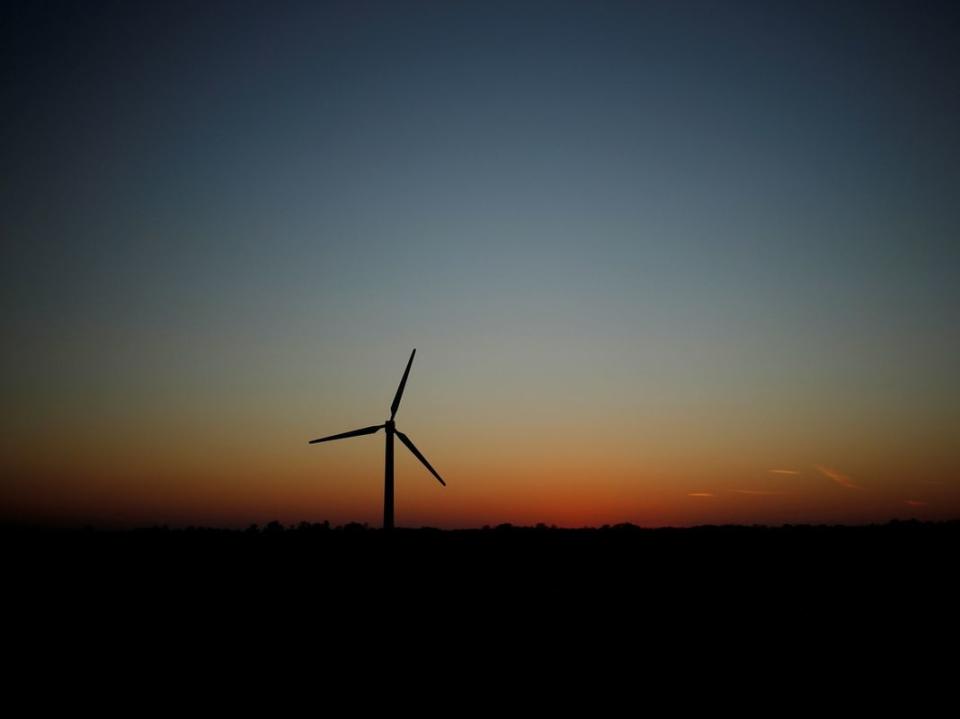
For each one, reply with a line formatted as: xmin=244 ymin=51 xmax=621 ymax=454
xmin=2 ymin=0 xmax=959 ymax=528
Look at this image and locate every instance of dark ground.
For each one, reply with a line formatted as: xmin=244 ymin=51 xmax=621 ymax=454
xmin=8 ymin=519 xmax=957 ymax=599
xmin=6 ymin=520 xmax=958 ymax=673
xmin=5 ymin=519 xmax=953 ymax=704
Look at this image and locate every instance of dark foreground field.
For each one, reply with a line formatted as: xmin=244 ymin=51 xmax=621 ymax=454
xmin=8 ymin=519 xmax=957 ymax=593
xmin=6 ymin=521 xmax=958 ymax=655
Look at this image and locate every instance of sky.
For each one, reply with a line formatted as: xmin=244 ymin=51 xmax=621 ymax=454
xmin=2 ymin=0 xmax=959 ymax=528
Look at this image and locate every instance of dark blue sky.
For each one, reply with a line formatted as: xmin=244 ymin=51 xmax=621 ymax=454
xmin=2 ymin=1 xmax=959 ymax=526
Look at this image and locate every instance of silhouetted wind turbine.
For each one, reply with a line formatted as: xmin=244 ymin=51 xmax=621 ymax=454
xmin=308 ymin=349 xmax=445 ymax=530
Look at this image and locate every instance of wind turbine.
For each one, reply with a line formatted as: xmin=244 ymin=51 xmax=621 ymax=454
xmin=308 ymin=349 xmax=445 ymax=530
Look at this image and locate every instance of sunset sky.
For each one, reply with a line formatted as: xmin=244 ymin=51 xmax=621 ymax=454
xmin=3 ymin=0 xmax=958 ymax=528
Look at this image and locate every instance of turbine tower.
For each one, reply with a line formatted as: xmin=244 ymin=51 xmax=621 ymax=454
xmin=308 ymin=349 xmax=445 ymax=530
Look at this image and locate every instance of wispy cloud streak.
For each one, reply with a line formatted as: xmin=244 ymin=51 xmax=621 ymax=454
xmin=815 ymin=465 xmax=861 ymax=489
xmin=768 ymin=469 xmax=801 ymax=475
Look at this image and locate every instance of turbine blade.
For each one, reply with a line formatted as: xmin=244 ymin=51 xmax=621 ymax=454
xmin=395 ymin=430 xmax=446 ymax=486
xmin=308 ymin=424 xmax=384 ymax=444
xmin=389 ymin=348 xmax=416 ymax=420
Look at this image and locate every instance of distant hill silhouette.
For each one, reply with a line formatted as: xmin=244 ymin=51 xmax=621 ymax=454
xmin=6 ymin=519 xmax=957 ymax=583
